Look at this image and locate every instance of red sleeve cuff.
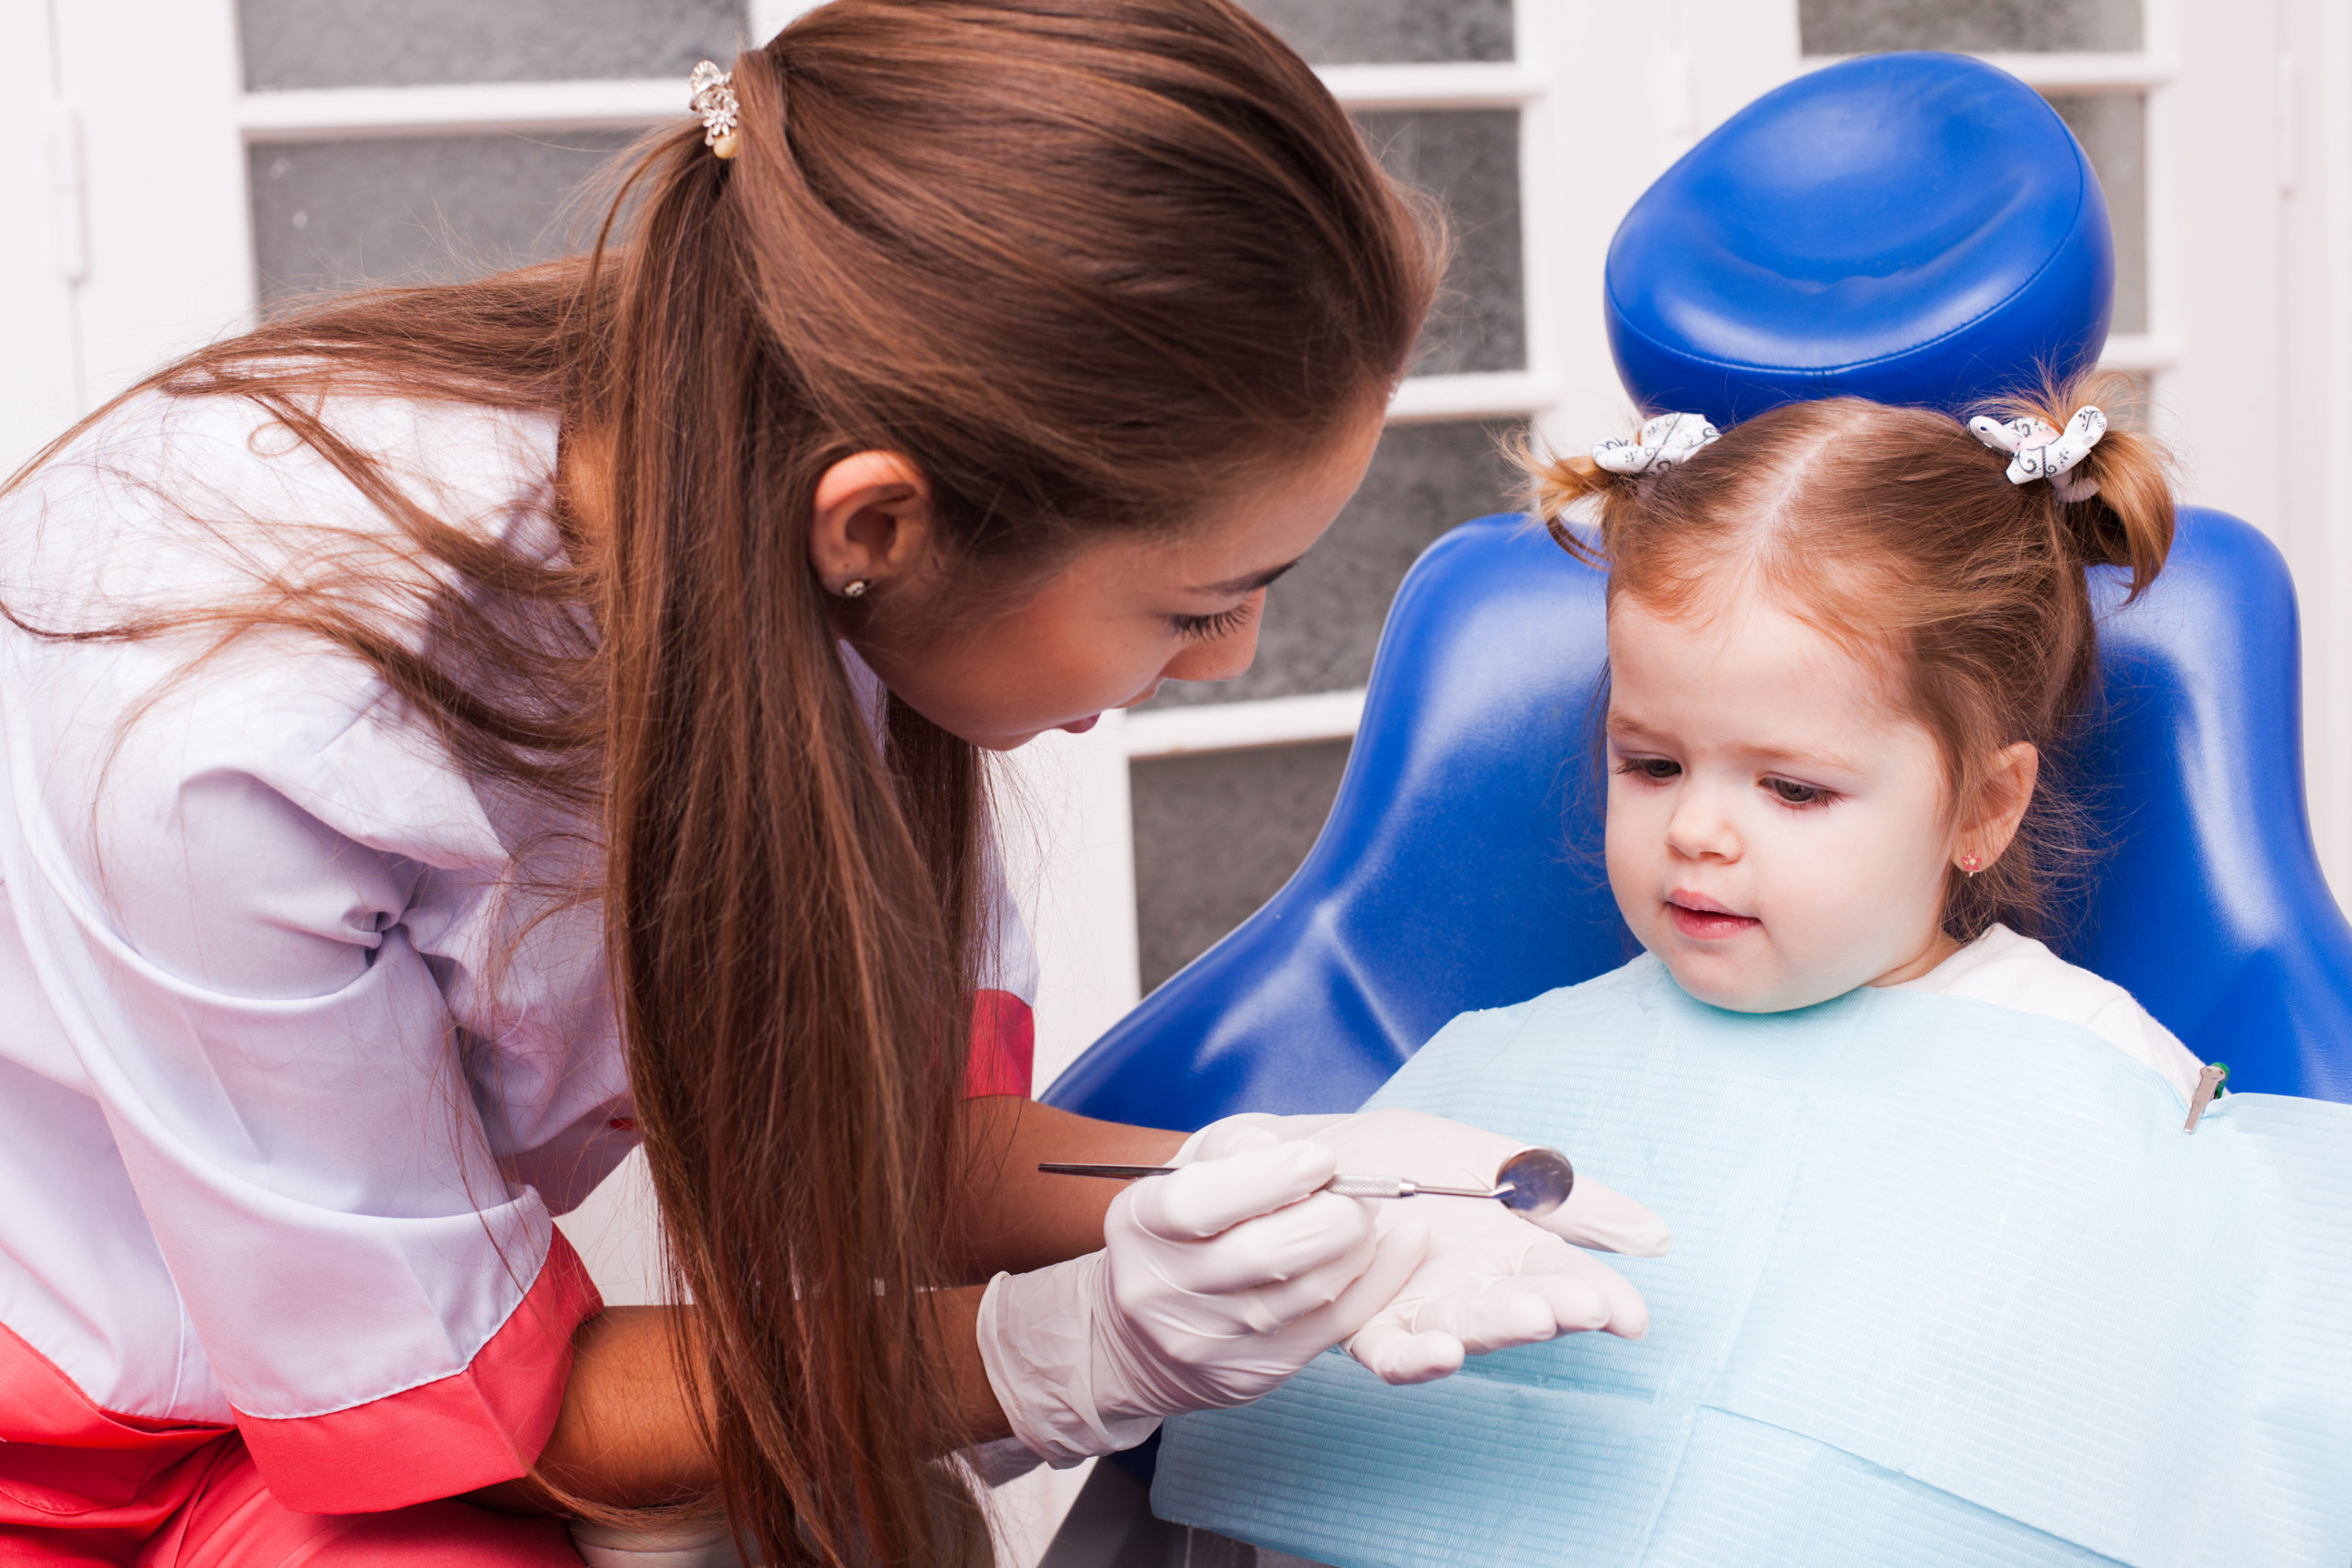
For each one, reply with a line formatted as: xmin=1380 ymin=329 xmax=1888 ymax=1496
xmin=234 ymin=1229 xmax=604 ymax=1514
xmin=967 ymin=988 xmax=1035 ymax=1099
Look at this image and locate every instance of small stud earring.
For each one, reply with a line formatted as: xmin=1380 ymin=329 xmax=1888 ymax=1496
xmin=1960 ymin=853 xmax=1982 ymax=873
xmin=840 ymin=579 xmax=871 ymax=599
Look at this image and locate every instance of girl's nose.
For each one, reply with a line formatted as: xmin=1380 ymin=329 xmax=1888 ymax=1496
xmin=1664 ymin=787 xmax=1740 ymax=862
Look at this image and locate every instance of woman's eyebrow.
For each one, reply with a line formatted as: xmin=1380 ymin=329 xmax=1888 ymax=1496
xmin=1194 ymin=558 xmax=1304 ymax=595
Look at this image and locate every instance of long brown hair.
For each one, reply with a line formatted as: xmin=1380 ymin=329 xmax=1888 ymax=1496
xmin=6 ymin=3 xmax=1437 ymax=1562
xmin=1527 ymin=375 xmax=2174 ymax=941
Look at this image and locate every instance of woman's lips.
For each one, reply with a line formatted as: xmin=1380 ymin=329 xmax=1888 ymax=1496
xmin=1668 ymin=897 xmax=1759 ymax=940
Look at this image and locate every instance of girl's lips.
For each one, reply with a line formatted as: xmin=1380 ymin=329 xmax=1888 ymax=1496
xmin=1059 ymin=715 xmax=1101 ymax=734
xmin=1668 ymin=899 xmax=1760 ymax=940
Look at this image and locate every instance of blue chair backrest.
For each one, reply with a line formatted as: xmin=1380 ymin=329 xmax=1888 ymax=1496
xmin=1046 ymin=506 xmax=2352 ymax=1126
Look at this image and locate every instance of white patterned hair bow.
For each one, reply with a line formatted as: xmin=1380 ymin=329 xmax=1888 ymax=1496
xmin=689 ymin=61 xmax=741 ymax=160
xmin=1968 ymin=406 xmax=2108 ymax=502
xmin=1592 ymin=412 xmax=1721 ymax=478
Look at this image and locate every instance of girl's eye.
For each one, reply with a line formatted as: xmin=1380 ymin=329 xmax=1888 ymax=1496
xmin=1171 ymin=602 xmax=1256 ymax=641
xmin=1766 ymin=777 xmax=1829 ymax=806
xmin=1616 ymin=757 xmax=1681 ymax=782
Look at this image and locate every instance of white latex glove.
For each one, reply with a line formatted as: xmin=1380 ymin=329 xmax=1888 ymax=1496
xmin=1187 ymin=1108 xmax=1670 ymax=1385
xmin=976 ymin=1139 xmax=1428 ymax=1466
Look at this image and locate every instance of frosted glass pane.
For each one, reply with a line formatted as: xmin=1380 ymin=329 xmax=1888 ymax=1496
xmin=1148 ymin=418 xmax=1525 ymax=708
xmin=1242 ymin=0 xmax=1510 ymax=64
xmin=1360 ymin=110 xmax=1524 ymax=377
xmin=240 ymin=0 xmax=747 ymax=89
xmin=249 ymin=132 xmax=635 ymax=305
xmin=2048 ymin=94 xmax=2146 ymax=336
xmin=1799 ymin=0 xmax=2141 ymax=53
xmin=1132 ymin=740 xmax=1352 ymax=991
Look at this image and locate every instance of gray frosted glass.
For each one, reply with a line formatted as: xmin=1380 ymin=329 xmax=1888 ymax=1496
xmin=1360 ymin=110 xmax=1524 ymax=377
xmin=1242 ymin=0 xmax=1510 ymax=64
xmin=240 ymin=0 xmax=748 ymax=90
xmin=2048 ymin=95 xmax=2146 ymax=336
xmin=1147 ymin=418 xmax=1525 ymax=708
xmin=1132 ymin=740 xmax=1352 ymax=992
xmin=249 ymin=132 xmax=638 ymax=305
xmin=1799 ymin=0 xmax=2140 ymax=53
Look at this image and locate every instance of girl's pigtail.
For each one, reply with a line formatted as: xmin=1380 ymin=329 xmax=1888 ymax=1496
xmin=1985 ymin=370 xmax=2177 ymax=601
xmin=1515 ymin=434 xmax=1635 ymax=568
xmin=2064 ymin=412 xmax=2175 ymax=601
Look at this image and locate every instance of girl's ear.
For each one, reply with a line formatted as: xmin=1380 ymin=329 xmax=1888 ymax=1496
xmin=1958 ymin=742 xmax=2039 ymax=871
xmin=808 ymin=450 xmax=936 ymax=596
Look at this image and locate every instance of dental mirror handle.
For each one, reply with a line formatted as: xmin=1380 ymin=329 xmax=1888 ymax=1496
xmin=1036 ymin=1147 xmax=1575 ymax=1218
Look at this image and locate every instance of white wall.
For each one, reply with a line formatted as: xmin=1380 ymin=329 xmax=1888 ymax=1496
xmin=0 ymin=1 xmax=82 ymax=476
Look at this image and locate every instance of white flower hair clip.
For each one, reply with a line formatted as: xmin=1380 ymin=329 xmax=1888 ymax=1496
xmin=1969 ymin=405 xmax=2108 ymax=502
xmin=689 ymin=61 xmax=741 ymax=160
xmin=1592 ymin=412 xmax=1721 ymax=478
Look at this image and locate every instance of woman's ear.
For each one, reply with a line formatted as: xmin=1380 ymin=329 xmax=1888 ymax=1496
xmin=808 ymin=451 xmax=935 ymax=596
xmin=1957 ymin=741 xmax=2040 ymax=871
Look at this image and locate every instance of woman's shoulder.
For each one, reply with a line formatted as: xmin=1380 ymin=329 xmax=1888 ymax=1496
xmin=1 ymin=384 xmax=561 ymax=622
xmin=0 ymin=387 xmax=565 ymax=885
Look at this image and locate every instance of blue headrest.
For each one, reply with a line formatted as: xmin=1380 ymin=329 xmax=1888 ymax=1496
xmin=1606 ymin=52 xmax=2114 ymax=426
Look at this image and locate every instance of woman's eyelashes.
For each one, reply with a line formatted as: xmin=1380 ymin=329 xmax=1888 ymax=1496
xmin=1170 ymin=600 xmax=1257 ymax=640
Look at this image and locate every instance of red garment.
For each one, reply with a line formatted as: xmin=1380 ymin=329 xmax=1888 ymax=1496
xmin=130 ymin=1439 xmax=582 ymax=1567
xmin=0 ymin=1238 xmax=598 ymax=1564
xmin=967 ymin=987 xmax=1038 ymax=1099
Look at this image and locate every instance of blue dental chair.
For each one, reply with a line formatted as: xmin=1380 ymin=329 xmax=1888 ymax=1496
xmin=1046 ymin=49 xmax=2352 ymax=1138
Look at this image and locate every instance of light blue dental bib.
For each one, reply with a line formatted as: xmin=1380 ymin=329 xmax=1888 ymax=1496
xmin=1151 ymin=956 xmax=2352 ymax=1568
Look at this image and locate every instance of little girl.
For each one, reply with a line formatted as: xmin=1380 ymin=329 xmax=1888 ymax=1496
xmin=1547 ymin=379 xmax=2202 ymax=1097
xmin=1138 ymin=384 xmax=2352 ymax=1568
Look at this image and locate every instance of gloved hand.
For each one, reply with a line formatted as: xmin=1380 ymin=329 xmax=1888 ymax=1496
xmin=976 ymin=1139 xmax=1428 ymax=1466
xmin=1185 ymin=1108 xmax=1669 ymax=1385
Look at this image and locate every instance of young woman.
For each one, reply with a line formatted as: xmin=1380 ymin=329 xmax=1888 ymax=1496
xmin=0 ymin=4 xmax=1664 ymax=1564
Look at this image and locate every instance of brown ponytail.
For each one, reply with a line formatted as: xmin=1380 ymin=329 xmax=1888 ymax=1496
xmin=1525 ymin=371 xmax=2177 ymax=942
xmin=7 ymin=2 xmax=1437 ymax=1562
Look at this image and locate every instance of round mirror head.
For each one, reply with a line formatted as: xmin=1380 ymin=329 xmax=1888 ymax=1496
xmin=1496 ymin=1147 xmax=1575 ymax=1216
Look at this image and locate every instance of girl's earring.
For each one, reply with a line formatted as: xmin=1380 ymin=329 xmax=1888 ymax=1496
xmin=840 ymin=579 xmax=871 ymax=599
xmin=1959 ymin=853 xmax=1982 ymax=874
